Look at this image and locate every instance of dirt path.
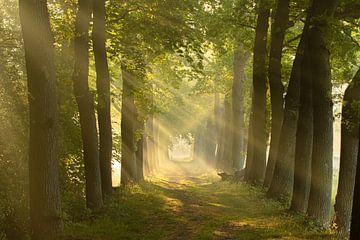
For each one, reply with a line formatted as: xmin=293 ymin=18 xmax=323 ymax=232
xmin=65 ymin=160 xmax=335 ymax=240
xmin=146 ymin=160 xmax=334 ymax=240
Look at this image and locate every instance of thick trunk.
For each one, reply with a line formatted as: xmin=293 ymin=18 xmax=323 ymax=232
xmin=290 ymin=16 xmax=314 ymax=213
xmin=247 ymin=0 xmax=270 ymax=182
xmin=73 ymin=0 xmax=103 ymax=210
xmin=350 ymin=129 xmax=360 ymax=239
xmin=121 ymin=70 xmax=137 ymax=185
xmin=19 ymin=0 xmax=63 ymax=238
xmin=264 ymin=0 xmax=289 ymax=188
xmin=232 ymin=44 xmax=248 ymax=171
xmin=268 ymin=33 xmax=305 ymax=200
xmin=93 ymin=0 xmax=113 ymax=198
xmin=306 ymin=0 xmax=338 ymax=227
xmin=335 ymin=69 xmax=360 ymax=234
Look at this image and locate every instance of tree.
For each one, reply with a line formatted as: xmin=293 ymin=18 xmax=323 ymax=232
xmin=264 ymin=0 xmax=289 ymax=188
xmin=73 ymin=0 xmax=103 ymax=210
xmin=268 ymin=33 xmax=306 ymax=201
xmin=19 ymin=0 xmax=63 ymax=238
xmin=121 ymin=70 xmax=137 ymax=185
xmin=93 ymin=0 xmax=113 ymax=198
xmin=246 ymin=0 xmax=270 ymax=183
xmin=335 ymin=68 xmax=360 ymax=234
xmin=231 ymin=43 xmax=249 ymax=171
xmin=350 ymin=128 xmax=360 ymax=239
xmin=290 ymin=11 xmax=314 ymax=213
xmin=306 ymin=0 xmax=339 ymax=226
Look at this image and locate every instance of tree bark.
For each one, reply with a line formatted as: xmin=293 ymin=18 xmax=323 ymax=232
xmin=121 ymin=70 xmax=137 ymax=185
xmin=290 ymin=15 xmax=314 ymax=214
xmin=232 ymin=44 xmax=248 ymax=171
xmin=73 ymin=0 xmax=103 ymax=210
xmin=335 ymin=68 xmax=360 ymax=235
xmin=306 ymin=0 xmax=339 ymax=227
xmin=19 ymin=0 xmax=63 ymax=238
xmin=93 ymin=0 xmax=113 ymax=198
xmin=268 ymin=33 xmax=305 ymax=200
xmin=214 ymin=92 xmax=222 ymax=169
xmin=247 ymin=0 xmax=270 ymax=182
xmin=223 ymin=97 xmax=233 ymax=172
xmin=350 ymin=128 xmax=360 ymax=239
xmin=135 ymin=121 xmax=145 ymax=182
xmin=264 ymin=0 xmax=289 ymax=188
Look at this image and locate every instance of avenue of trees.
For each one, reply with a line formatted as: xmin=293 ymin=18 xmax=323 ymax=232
xmin=0 ymin=0 xmax=360 ymax=239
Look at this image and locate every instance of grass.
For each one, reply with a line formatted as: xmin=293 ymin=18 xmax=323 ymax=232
xmin=64 ymin=171 xmax=337 ymax=240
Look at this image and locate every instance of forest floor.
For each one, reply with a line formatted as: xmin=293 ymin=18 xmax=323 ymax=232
xmin=65 ymin=160 xmax=336 ymax=240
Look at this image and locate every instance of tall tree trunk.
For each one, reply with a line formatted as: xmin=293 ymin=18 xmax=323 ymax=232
xmin=146 ymin=117 xmax=155 ymax=174
xmin=306 ymin=0 xmax=338 ymax=227
xmin=334 ymin=68 xmax=360 ymax=235
xmin=93 ymin=0 xmax=113 ymax=198
xmin=135 ymin=121 xmax=145 ymax=182
xmin=264 ymin=0 xmax=289 ymax=188
xmin=350 ymin=129 xmax=360 ymax=239
xmin=222 ymin=97 xmax=233 ymax=173
xmin=232 ymin=44 xmax=248 ymax=171
xmin=121 ymin=70 xmax=137 ymax=185
xmin=268 ymin=34 xmax=306 ymax=200
xmin=73 ymin=0 xmax=103 ymax=210
xmin=245 ymin=110 xmax=254 ymax=181
xmin=216 ymin=100 xmax=226 ymax=171
xmin=205 ymin=115 xmax=217 ymax=167
xmin=247 ymin=0 xmax=270 ymax=182
xmin=214 ymin=92 xmax=222 ymax=168
xmin=290 ymin=26 xmax=314 ymax=214
xmin=19 ymin=0 xmax=63 ymax=238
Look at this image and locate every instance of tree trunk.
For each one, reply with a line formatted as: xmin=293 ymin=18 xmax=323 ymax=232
xmin=214 ymin=92 xmax=222 ymax=168
xmin=216 ymin=100 xmax=226 ymax=171
xmin=93 ymin=0 xmax=113 ymax=198
xmin=290 ymin=22 xmax=314 ymax=214
xmin=146 ymin=117 xmax=155 ymax=174
xmin=263 ymin=0 xmax=289 ymax=188
xmin=335 ymin=68 xmax=360 ymax=235
xmin=245 ymin=112 xmax=254 ymax=181
xmin=268 ymin=33 xmax=305 ymax=200
xmin=306 ymin=0 xmax=338 ymax=227
xmin=222 ymin=97 xmax=233 ymax=173
xmin=121 ymin=70 xmax=137 ymax=185
xmin=232 ymin=44 xmax=248 ymax=171
xmin=350 ymin=129 xmax=360 ymax=239
xmin=247 ymin=0 xmax=270 ymax=182
xmin=19 ymin=0 xmax=63 ymax=238
xmin=73 ymin=0 xmax=103 ymax=210
xmin=135 ymin=122 xmax=145 ymax=182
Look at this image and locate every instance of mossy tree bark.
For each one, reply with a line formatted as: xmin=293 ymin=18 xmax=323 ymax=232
xmin=73 ymin=0 xmax=103 ymax=210
xmin=93 ymin=0 xmax=113 ymax=198
xmin=19 ymin=0 xmax=63 ymax=238
xmin=306 ymin=0 xmax=339 ymax=227
xmin=246 ymin=0 xmax=270 ymax=183
xmin=264 ymin=0 xmax=289 ymax=188
xmin=335 ymin=68 xmax=360 ymax=234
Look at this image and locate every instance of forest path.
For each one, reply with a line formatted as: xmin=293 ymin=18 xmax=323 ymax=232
xmin=65 ymin=160 xmax=335 ymax=240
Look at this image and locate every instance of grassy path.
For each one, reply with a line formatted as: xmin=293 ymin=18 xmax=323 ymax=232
xmin=65 ymin=161 xmax=335 ymax=240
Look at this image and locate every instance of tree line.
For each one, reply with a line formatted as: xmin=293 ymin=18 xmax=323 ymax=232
xmin=0 ymin=0 xmax=359 ymax=239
